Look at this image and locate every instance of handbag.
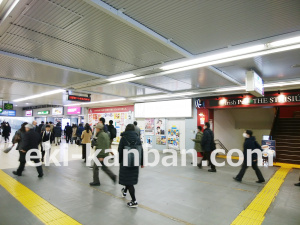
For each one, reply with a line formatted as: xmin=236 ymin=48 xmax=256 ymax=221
xmin=3 ymin=146 xmax=13 ymax=153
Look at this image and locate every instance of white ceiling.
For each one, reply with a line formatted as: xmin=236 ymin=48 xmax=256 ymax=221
xmin=0 ymin=0 xmax=299 ymax=109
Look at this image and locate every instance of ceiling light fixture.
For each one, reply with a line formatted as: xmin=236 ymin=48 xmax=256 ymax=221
xmin=131 ymin=92 xmax=195 ymax=101
xmin=108 ymin=76 xmax=143 ymax=85
xmin=264 ymin=80 xmax=300 ymax=88
xmin=13 ymin=89 xmax=65 ymax=102
xmin=213 ymin=86 xmax=246 ymax=92
xmin=107 ymin=74 xmax=136 ymax=82
xmin=64 ymin=98 xmax=126 ymax=107
xmin=160 ymin=36 xmax=300 ymax=72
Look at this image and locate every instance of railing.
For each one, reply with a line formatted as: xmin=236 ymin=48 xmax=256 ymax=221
xmin=270 ymin=107 xmax=280 ymax=139
xmin=215 ymin=139 xmax=229 ymax=153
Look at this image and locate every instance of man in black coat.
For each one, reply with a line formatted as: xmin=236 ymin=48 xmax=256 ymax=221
xmin=233 ymin=130 xmax=265 ymax=183
xmin=13 ymin=124 xmax=43 ymax=177
xmin=64 ymin=122 xmax=72 ymax=144
xmin=201 ymin=122 xmax=217 ymax=172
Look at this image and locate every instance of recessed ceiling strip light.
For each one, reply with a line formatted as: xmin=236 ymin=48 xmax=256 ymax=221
xmin=13 ymin=89 xmax=65 ymax=102
xmin=160 ymin=36 xmax=300 ymax=71
xmin=107 ymin=74 xmax=136 ymax=82
xmin=131 ymin=92 xmax=195 ymax=101
xmin=64 ymin=98 xmax=126 ymax=107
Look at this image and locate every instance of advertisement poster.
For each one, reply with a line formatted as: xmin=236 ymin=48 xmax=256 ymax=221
xmin=140 ymin=129 xmax=145 ymax=144
xmin=168 ymin=126 xmax=180 ymax=150
xmin=145 ymin=118 xmax=155 ymax=135
xmin=156 ymin=135 xmax=166 ymax=145
xmin=261 ymin=140 xmax=276 ymax=165
xmin=145 ymin=135 xmax=153 ymax=148
xmin=52 ymin=107 xmax=63 ymax=116
xmin=155 ymin=118 xmax=166 ymax=135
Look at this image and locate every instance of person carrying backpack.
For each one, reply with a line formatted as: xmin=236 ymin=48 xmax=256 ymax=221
xmin=119 ymin=124 xmax=144 ymax=208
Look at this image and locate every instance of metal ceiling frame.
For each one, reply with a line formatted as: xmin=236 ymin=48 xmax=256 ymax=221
xmin=83 ymin=0 xmax=193 ymax=58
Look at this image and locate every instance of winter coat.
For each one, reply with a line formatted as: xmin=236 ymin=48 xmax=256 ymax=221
xmin=3 ymin=125 xmax=11 ymax=136
xmin=95 ymin=130 xmax=111 ymax=158
xmin=118 ymin=130 xmax=143 ymax=186
xmin=81 ymin=130 xmax=92 ymax=144
xmin=76 ymin=126 xmax=84 ymax=137
xmin=192 ymin=131 xmax=203 ymax=152
xmin=65 ymin=125 xmax=72 ymax=135
xmin=243 ymin=136 xmax=261 ymax=162
xmin=20 ymin=129 xmax=41 ymax=153
xmin=201 ymin=128 xmax=215 ymax=152
xmin=15 ymin=130 xmax=26 ymax=150
xmin=53 ymin=126 xmax=62 ymax=137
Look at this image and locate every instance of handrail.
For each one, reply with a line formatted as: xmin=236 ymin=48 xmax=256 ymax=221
xmin=270 ymin=107 xmax=280 ymax=139
xmin=215 ymin=139 xmax=229 ymax=153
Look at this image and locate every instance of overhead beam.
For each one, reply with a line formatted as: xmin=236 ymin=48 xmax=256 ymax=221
xmin=83 ymin=0 xmax=193 ymax=58
xmin=206 ymin=66 xmax=243 ymax=86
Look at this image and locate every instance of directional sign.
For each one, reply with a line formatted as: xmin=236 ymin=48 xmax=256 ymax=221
xmin=0 ymin=108 xmax=3 ymax=113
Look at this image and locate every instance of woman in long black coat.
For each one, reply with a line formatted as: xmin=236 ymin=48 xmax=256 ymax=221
xmin=118 ymin=124 xmax=143 ymax=208
xmin=3 ymin=122 xmax=11 ymax=143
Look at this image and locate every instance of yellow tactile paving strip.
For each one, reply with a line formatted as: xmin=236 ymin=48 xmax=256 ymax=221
xmin=0 ymin=170 xmax=81 ymax=225
xmin=231 ymin=166 xmax=292 ymax=225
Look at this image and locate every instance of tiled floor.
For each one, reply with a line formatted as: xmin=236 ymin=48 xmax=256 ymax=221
xmin=0 ymin=140 xmax=299 ymax=225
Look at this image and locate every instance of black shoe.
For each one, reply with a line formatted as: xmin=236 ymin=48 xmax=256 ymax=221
xmin=38 ymin=174 xmax=43 ymax=178
xmin=89 ymin=182 xmax=100 ymax=186
xmin=294 ymin=182 xmax=300 ymax=186
xmin=112 ymin=175 xmax=117 ymax=184
xmin=256 ymin=180 xmax=265 ymax=183
xmin=12 ymin=171 xmax=21 ymax=176
xmin=41 ymin=158 xmax=44 ymax=163
xmin=208 ymin=169 xmax=217 ymax=172
xmin=233 ymin=177 xmax=241 ymax=182
xmin=127 ymin=201 xmax=138 ymax=208
xmin=121 ymin=188 xmax=127 ymax=198
xmin=197 ymin=164 xmax=202 ymax=169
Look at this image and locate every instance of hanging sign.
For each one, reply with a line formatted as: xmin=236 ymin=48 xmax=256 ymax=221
xmin=68 ymin=95 xmax=91 ymax=102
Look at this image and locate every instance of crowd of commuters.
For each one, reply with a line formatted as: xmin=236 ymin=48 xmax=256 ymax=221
xmin=2 ymin=117 xmax=299 ymax=209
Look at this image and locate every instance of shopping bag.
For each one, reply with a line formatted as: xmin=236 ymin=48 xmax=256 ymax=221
xmin=3 ymin=146 xmax=13 ymax=153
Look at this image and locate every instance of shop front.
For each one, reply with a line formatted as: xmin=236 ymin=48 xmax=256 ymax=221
xmin=194 ymin=89 xmax=300 ymax=161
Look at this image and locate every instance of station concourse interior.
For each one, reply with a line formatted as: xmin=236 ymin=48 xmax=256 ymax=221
xmin=0 ymin=0 xmax=300 ymax=225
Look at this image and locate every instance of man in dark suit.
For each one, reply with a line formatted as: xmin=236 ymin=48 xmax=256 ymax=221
xmin=201 ymin=122 xmax=217 ymax=172
xmin=64 ymin=122 xmax=72 ymax=143
xmin=13 ymin=124 xmax=44 ymax=177
xmin=41 ymin=125 xmax=54 ymax=162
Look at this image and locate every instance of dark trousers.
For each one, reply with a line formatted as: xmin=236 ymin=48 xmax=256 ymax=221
xmin=124 ymin=185 xmax=136 ymax=201
xmin=93 ymin=160 xmax=116 ymax=184
xmin=66 ymin=134 xmax=72 ymax=143
xmin=4 ymin=135 xmax=9 ymax=142
xmin=236 ymin=161 xmax=265 ymax=181
xmin=201 ymin=151 xmax=216 ymax=170
xmin=82 ymin=144 xmax=86 ymax=160
xmin=17 ymin=152 xmax=43 ymax=175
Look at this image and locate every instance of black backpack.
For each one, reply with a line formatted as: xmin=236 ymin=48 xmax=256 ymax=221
xmin=123 ymin=137 xmax=142 ymax=167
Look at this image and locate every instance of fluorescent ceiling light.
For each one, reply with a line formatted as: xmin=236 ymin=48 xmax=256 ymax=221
xmin=213 ymin=86 xmax=245 ymax=92
xmin=13 ymin=89 xmax=65 ymax=102
xmin=64 ymin=98 xmax=126 ymax=106
xmin=160 ymin=36 xmax=300 ymax=71
xmin=107 ymin=74 xmax=136 ymax=82
xmin=109 ymin=76 xmax=143 ymax=85
xmin=264 ymin=80 xmax=300 ymax=88
xmin=131 ymin=92 xmax=195 ymax=101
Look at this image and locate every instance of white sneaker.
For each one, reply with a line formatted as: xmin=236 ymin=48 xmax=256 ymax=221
xmin=127 ymin=201 xmax=138 ymax=208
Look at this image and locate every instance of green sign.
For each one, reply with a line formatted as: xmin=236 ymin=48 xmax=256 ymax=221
xmin=4 ymin=103 xmax=13 ymax=110
xmin=0 ymin=108 xmax=2 ymax=113
xmin=37 ymin=110 xmax=50 ymax=115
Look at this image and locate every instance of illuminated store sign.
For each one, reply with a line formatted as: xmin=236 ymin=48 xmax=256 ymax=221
xmin=38 ymin=110 xmax=50 ymax=115
xmin=68 ymin=95 xmax=91 ymax=102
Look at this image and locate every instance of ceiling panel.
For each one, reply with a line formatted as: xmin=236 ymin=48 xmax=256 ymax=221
xmin=215 ymin=49 xmax=300 ymax=83
xmin=0 ymin=55 xmax=100 ymax=86
xmin=135 ymin=67 xmax=235 ymax=91
xmin=103 ymin=0 xmax=300 ymax=54
xmin=0 ymin=0 xmax=183 ymax=75
xmin=83 ymin=83 xmax=161 ymax=97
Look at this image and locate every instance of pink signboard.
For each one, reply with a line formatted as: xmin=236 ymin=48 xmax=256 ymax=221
xmin=67 ymin=106 xmax=81 ymax=115
xmin=25 ymin=110 xmax=33 ymax=117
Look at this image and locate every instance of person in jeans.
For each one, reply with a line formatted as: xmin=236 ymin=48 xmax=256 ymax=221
xmin=119 ymin=124 xmax=144 ymax=208
xmin=191 ymin=126 xmax=204 ymax=168
xmin=81 ymin=123 xmax=92 ymax=163
xmin=233 ymin=130 xmax=265 ymax=183
xmin=89 ymin=124 xmax=116 ymax=186
xmin=201 ymin=122 xmax=216 ymax=172
xmin=53 ymin=123 xmax=62 ymax=146
xmin=13 ymin=124 xmax=43 ymax=178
